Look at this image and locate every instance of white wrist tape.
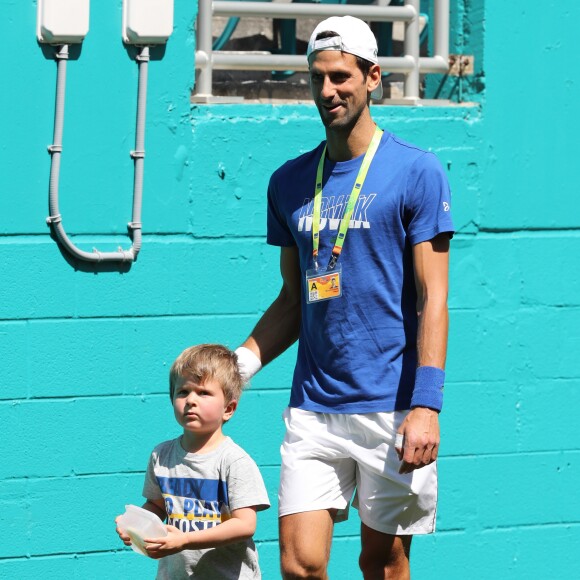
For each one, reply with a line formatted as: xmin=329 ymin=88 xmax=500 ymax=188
xmin=235 ymin=346 xmax=262 ymax=384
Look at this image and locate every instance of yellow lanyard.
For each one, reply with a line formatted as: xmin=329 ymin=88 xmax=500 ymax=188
xmin=312 ymin=126 xmax=383 ymax=270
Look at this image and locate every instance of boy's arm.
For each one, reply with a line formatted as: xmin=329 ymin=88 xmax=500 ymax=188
xmin=115 ymin=498 xmax=166 ymax=545
xmin=144 ymin=506 xmax=258 ymax=559
xmin=142 ymin=498 xmax=167 ymax=521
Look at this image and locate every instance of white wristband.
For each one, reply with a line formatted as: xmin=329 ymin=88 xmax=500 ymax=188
xmin=235 ymin=346 xmax=262 ymax=384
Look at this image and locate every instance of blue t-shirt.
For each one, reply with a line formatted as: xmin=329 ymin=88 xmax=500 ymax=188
xmin=267 ymin=130 xmax=454 ymax=413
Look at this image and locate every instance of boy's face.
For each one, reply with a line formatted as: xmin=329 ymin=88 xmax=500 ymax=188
xmin=172 ymin=376 xmax=236 ymax=436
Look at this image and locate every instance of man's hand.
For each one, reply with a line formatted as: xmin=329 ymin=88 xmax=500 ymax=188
xmin=395 ymin=407 xmax=440 ymax=474
xmin=145 ymin=525 xmax=187 ymax=559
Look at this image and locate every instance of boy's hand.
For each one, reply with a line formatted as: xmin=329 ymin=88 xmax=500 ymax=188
xmin=145 ymin=525 xmax=186 ymax=559
xmin=115 ymin=515 xmax=132 ymax=546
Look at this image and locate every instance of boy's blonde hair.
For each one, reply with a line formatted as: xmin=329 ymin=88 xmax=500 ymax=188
xmin=169 ymin=344 xmax=244 ymax=403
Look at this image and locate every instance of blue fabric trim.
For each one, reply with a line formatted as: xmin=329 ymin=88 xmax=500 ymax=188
xmin=408 ymin=225 xmax=455 ymax=246
xmin=411 ymin=366 xmax=445 ymax=411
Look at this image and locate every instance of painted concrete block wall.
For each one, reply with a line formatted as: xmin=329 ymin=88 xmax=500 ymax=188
xmin=1 ymin=1 xmax=578 ymax=579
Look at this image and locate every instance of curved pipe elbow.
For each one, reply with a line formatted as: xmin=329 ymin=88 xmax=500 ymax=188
xmin=51 ymin=221 xmax=137 ymax=263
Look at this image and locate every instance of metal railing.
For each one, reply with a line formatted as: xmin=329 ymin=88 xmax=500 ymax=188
xmin=194 ymin=0 xmax=450 ymax=101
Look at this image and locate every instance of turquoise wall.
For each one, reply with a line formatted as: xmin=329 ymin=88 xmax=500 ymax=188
xmin=1 ymin=1 xmax=578 ymax=578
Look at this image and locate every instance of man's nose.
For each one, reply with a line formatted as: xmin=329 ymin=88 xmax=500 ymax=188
xmin=320 ymin=76 xmax=336 ymax=99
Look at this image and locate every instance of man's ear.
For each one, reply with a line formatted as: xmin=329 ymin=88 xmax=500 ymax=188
xmin=367 ymin=63 xmax=382 ymax=94
xmin=223 ymin=399 xmax=238 ymax=423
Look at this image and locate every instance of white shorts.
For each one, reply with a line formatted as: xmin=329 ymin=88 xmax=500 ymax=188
xmin=278 ymin=407 xmax=438 ymax=535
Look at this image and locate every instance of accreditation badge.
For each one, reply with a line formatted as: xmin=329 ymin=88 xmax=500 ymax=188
xmin=305 ymin=265 xmax=342 ymax=304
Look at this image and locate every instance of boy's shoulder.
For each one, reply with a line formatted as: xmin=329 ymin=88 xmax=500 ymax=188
xmin=149 ymin=437 xmax=180 ymax=459
xmin=219 ymin=437 xmax=254 ymax=462
xmin=203 ymin=437 xmax=262 ymax=476
xmin=149 ymin=436 xmax=254 ymax=464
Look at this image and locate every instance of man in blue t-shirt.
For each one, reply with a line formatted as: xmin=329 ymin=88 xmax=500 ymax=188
xmin=235 ymin=15 xmax=454 ymax=579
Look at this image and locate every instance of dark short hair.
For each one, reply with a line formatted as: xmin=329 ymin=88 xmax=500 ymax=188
xmin=314 ymin=31 xmax=374 ymax=78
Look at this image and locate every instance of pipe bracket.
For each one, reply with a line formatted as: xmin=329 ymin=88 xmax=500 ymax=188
xmin=46 ymin=213 xmax=62 ymax=225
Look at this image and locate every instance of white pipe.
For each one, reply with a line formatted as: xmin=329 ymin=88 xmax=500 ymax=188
xmin=212 ymin=2 xmax=415 ymax=21
xmin=433 ymin=0 xmax=450 ymax=63
xmin=196 ymin=52 xmax=416 ymax=73
xmin=196 ymin=0 xmax=214 ymax=96
xmin=419 ymin=56 xmax=448 ymax=73
xmin=403 ymin=0 xmax=420 ymax=99
xmin=46 ymin=45 xmax=150 ymax=263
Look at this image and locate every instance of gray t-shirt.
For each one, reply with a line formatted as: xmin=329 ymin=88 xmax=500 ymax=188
xmin=142 ymin=436 xmax=270 ymax=580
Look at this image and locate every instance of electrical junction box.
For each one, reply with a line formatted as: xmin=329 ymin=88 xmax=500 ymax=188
xmin=122 ymin=0 xmax=174 ymax=45
xmin=37 ymin=0 xmax=90 ymax=44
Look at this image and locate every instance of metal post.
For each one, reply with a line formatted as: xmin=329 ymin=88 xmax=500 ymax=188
xmin=192 ymin=0 xmax=452 ymax=101
xmin=196 ymin=0 xmax=213 ymax=97
xmin=403 ymin=0 xmax=420 ymax=99
xmin=434 ymin=0 xmax=450 ymax=64
xmin=417 ymin=0 xmax=450 ymax=73
xmin=212 ymin=3 xmax=414 ymax=20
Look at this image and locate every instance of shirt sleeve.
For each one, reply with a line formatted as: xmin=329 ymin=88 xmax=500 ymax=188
xmin=266 ymin=171 xmax=297 ymax=247
xmin=142 ymin=450 xmax=163 ymax=501
xmin=226 ymin=454 xmax=270 ymax=513
xmin=405 ymin=152 xmax=455 ymax=245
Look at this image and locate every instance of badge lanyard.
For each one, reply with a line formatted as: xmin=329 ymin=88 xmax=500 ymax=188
xmin=312 ymin=125 xmax=383 ymax=270
xmin=306 ymin=126 xmax=383 ymax=304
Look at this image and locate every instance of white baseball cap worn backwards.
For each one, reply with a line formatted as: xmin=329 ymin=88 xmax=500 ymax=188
xmin=307 ymin=15 xmax=383 ymax=100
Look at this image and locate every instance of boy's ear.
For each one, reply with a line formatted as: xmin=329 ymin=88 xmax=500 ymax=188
xmin=223 ymin=399 xmax=238 ymax=422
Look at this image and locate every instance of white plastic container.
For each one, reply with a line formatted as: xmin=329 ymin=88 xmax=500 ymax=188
xmin=117 ymin=504 xmax=168 ymax=556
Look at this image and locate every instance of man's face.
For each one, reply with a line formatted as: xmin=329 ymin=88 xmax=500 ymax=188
xmin=309 ymin=50 xmax=371 ymax=131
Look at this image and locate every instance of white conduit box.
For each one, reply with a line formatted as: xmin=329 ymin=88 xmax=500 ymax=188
xmin=37 ymin=0 xmax=90 ymax=44
xmin=122 ymin=0 xmax=174 ymax=45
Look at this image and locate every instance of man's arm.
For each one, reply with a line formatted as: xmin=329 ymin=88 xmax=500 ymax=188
xmin=397 ymin=233 xmax=450 ymax=474
xmin=239 ymin=246 xmax=302 ymax=369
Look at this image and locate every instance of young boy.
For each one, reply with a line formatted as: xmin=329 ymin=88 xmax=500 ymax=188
xmin=116 ymin=344 xmax=270 ymax=579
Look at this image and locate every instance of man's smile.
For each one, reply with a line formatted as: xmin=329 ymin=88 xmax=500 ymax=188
xmin=322 ymin=100 xmax=345 ymax=114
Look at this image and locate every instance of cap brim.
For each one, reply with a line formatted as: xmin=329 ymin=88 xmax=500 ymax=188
xmin=371 ymin=82 xmax=383 ymax=101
